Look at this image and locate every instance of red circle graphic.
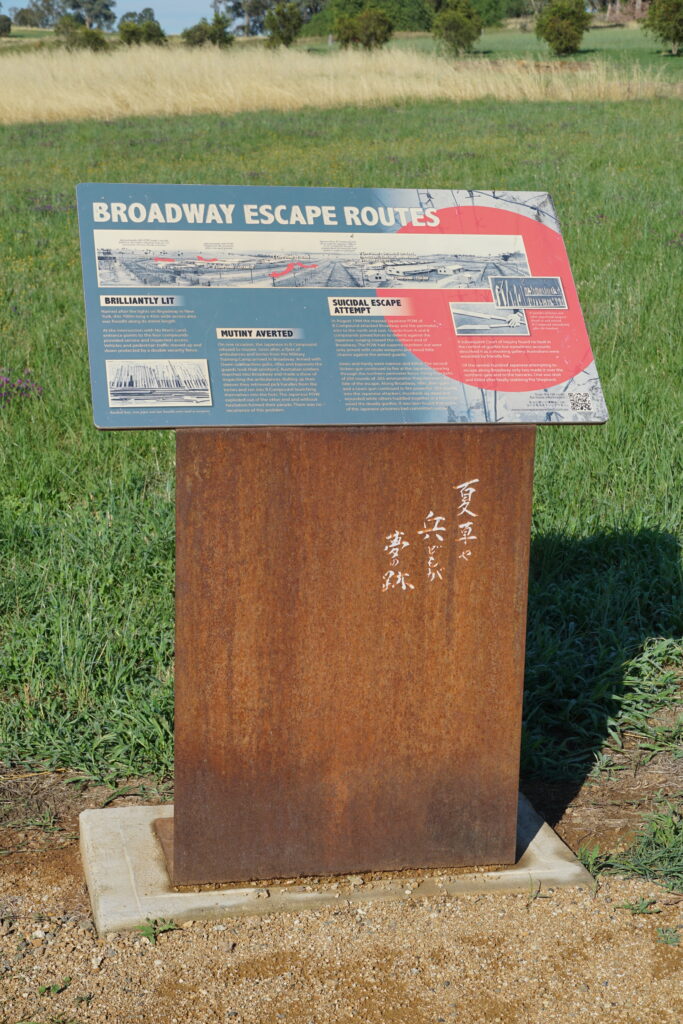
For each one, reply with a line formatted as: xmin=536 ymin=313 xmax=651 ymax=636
xmin=380 ymin=206 xmax=593 ymax=392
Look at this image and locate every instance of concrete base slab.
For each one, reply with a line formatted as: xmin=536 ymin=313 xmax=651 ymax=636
xmin=80 ymin=794 xmax=593 ymax=935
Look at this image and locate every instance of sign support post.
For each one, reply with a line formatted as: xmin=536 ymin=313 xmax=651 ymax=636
xmin=155 ymin=424 xmax=536 ymax=884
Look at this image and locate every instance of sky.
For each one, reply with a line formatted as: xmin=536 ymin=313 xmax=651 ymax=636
xmin=144 ymin=1 xmax=216 ymax=35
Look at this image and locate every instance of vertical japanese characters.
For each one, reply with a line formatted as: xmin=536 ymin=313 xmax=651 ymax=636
xmin=382 ymin=530 xmax=414 ymax=592
xmin=418 ymin=511 xmax=447 ymax=582
xmin=382 ymin=479 xmax=479 ymax=592
xmin=454 ymin=479 xmax=479 ymax=561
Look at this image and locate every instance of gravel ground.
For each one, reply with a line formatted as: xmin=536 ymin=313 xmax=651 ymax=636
xmin=0 ymin=843 xmax=681 ymax=1024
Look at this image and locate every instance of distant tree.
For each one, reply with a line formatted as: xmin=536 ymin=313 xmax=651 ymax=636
xmin=68 ymin=0 xmax=116 ymax=29
xmin=56 ymin=10 xmax=109 ymax=45
xmin=371 ymin=0 xmax=429 ymax=28
xmin=504 ymin=0 xmax=533 ymax=15
xmin=353 ymin=6 xmax=393 ymax=46
xmin=470 ymin=0 xmax=505 ymax=25
xmin=119 ymin=6 xmax=154 ymax=23
xmin=117 ymin=16 xmax=136 ymax=39
xmin=181 ymin=17 xmax=209 ymax=44
xmin=308 ymin=0 xmax=429 ymax=35
xmin=535 ymin=0 xmax=591 ymax=54
xmin=181 ymin=10 xmax=234 ymax=46
xmin=333 ymin=10 xmax=356 ymax=42
xmin=214 ymin=0 xmax=272 ymax=35
xmin=264 ymin=0 xmax=303 ymax=45
xmin=76 ymin=22 xmax=108 ymax=43
xmin=54 ymin=9 xmax=80 ymax=34
xmin=17 ymin=0 xmax=67 ymax=26
xmin=643 ymin=0 xmax=683 ymax=55
xmin=12 ymin=6 xmax=41 ymax=23
xmin=335 ymin=5 xmax=393 ymax=46
xmin=300 ymin=0 xmax=325 ymax=18
xmin=0 ymin=12 xmax=11 ymax=31
xmin=433 ymin=0 xmax=521 ymax=15
xmin=118 ymin=6 xmax=164 ymax=42
xmin=118 ymin=17 xmax=164 ymax=42
xmin=433 ymin=0 xmax=482 ymax=53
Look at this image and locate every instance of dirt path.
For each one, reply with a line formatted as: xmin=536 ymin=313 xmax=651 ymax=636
xmin=0 ymin=770 xmax=681 ymax=1024
xmin=1 ymin=847 xmax=681 ymax=1024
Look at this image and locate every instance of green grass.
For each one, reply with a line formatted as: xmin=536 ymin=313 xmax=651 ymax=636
xmin=0 ymin=27 xmax=54 ymax=40
xmin=475 ymin=24 xmax=682 ymax=72
xmin=606 ymin=806 xmax=683 ymax=893
xmin=0 ymin=99 xmax=681 ymax=786
xmin=301 ymin=25 xmax=683 ymax=79
xmin=0 ymin=25 xmax=57 ymax=55
xmin=4 ymin=22 xmax=682 ymax=81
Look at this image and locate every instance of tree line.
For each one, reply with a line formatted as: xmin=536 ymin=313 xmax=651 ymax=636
xmin=1 ymin=0 xmax=681 ymax=56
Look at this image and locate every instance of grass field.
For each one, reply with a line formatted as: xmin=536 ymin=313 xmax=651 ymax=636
xmin=1 ymin=96 xmax=681 ymax=800
xmin=0 ymin=26 xmax=681 ymax=124
xmin=387 ymin=23 xmax=683 ymax=74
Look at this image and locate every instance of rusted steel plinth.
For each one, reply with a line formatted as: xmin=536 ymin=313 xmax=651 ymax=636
xmin=165 ymin=425 xmax=535 ymax=886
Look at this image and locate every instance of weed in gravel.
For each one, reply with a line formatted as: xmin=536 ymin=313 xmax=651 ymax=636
xmin=615 ymin=897 xmax=661 ymax=914
xmin=135 ymin=918 xmax=179 ymax=945
xmin=656 ymin=926 xmax=681 ymax=946
xmin=38 ymin=975 xmax=71 ymax=995
xmin=588 ymin=751 xmax=624 ymax=777
xmin=22 ymin=810 xmax=59 ymax=831
xmin=525 ymin=879 xmax=552 ymax=908
xmin=18 ymin=1019 xmax=78 ymax=1024
xmin=577 ymin=843 xmax=610 ymax=876
xmin=99 ymin=785 xmax=145 ymax=807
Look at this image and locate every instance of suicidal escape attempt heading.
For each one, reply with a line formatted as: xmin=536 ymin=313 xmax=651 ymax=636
xmin=90 ymin=201 xmax=441 ymax=229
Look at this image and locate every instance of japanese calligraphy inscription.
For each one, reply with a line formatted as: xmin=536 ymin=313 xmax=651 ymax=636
xmin=167 ymin=424 xmax=535 ymax=885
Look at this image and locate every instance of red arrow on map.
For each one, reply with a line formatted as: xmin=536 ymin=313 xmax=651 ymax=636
xmin=270 ymin=261 xmax=318 ymax=279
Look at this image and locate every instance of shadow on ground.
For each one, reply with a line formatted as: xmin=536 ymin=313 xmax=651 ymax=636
xmin=521 ymin=527 xmax=682 ymax=846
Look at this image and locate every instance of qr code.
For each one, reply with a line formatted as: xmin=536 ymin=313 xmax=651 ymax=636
xmin=569 ymin=392 xmax=593 ymax=412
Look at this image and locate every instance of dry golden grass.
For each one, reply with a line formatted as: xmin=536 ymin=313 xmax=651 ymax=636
xmin=0 ymin=46 xmax=679 ymax=125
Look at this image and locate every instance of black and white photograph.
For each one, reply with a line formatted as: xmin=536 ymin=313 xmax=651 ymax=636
xmin=489 ymin=276 xmax=567 ymax=309
xmin=105 ymin=359 xmax=212 ymax=408
xmin=94 ymin=228 xmax=530 ymax=290
xmin=450 ymin=302 xmax=530 ymax=336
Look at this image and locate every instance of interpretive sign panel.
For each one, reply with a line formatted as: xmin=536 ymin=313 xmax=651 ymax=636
xmin=77 ymin=185 xmax=607 ymax=429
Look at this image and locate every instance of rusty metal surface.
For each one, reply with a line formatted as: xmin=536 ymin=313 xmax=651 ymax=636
xmin=173 ymin=425 xmax=536 ymax=885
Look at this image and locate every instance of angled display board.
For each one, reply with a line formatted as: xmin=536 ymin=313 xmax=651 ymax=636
xmin=77 ymin=184 xmax=608 ymax=429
